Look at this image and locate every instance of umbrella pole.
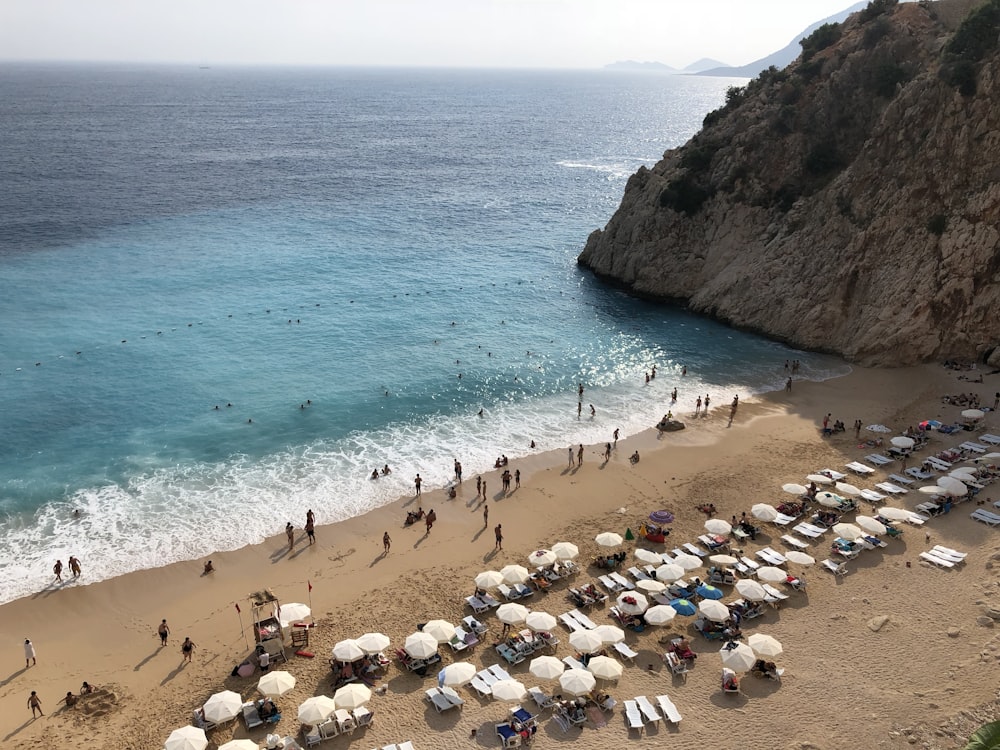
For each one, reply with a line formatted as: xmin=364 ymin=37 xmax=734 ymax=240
xmin=237 ymin=606 xmax=249 ymax=649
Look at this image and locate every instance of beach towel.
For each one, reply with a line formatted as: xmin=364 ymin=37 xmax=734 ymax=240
xmin=295 ymin=649 xmax=315 ymax=658
xmin=586 ymin=705 xmax=606 ymax=727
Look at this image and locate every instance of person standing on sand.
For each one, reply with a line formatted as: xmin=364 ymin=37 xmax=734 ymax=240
xmin=52 ymin=559 xmax=63 ymax=583
xmin=613 ymin=428 xmax=619 ymax=446
xmin=577 ymin=444 xmax=584 ymax=465
xmin=483 ymin=504 xmax=489 ymax=527
xmin=158 ymin=620 xmax=170 ymax=646
xmin=414 ymin=474 xmax=422 ymax=496
xmin=476 ymin=475 xmax=482 ymax=498
xmin=604 ymin=443 xmax=611 ymax=461
xmin=577 ymin=401 xmax=582 ymax=417
xmin=704 ymin=394 xmax=710 ymax=415
xmin=285 ymin=522 xmax=295 ymax=551
xmin=28 ymin=690 xmax=43 ymax=718
xmin=515 ymin=469 xmax=520 ymax=489
xmin=305 ymin=516 xmax=315 ymax=545
xmin=425 ymin=508 xmax=436 ymax=533
xmin=68 ymin=555 xmax=82 ymax=579
xmin=568 ymin=446 xmax=574 ymax=468
xmin=383 ymin=532 xmax=391 ymax=553
xmin=785 ymin=377 xmax=792 ymax=392
xmin=495 ymin=523 xmax=503 ymax=550
xmin=695 ymin=397 xmax=702 ymax=417
xmin=307 ymin=508 xmax=315 ymax=527
xmin=180 ymin=637 xmax=196 ymax=663
xmin=854 ymin=419 xmax=863 ymax=439
xmin=24 ymin=638 xmax=36 ymax=667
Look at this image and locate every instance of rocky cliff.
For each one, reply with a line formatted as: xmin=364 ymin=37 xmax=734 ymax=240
xmin=578 ymin=0 xmax=1000 ymax=366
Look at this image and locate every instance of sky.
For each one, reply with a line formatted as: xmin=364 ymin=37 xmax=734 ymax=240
xmin=0 ymin=0 xmax=862 ymax=69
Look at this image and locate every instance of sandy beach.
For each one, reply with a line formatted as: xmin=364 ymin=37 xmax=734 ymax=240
xmin=3 ymin=363 xmax=1000 ymax=750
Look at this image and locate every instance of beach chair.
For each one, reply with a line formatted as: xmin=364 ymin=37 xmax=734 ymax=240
xmin=462 ymin=615 xmax=487 ymax=635
xmin=755 ymin=547 xmax=786 ymax=565
xmin=960 ymin=441 xmax=987 ymax=453
xmin=528 ymin=686 xmax=555 ymax=711
xmin=488 ymin=664 xmax=513 ymax=681
xmin=563 ymin=655 xmax=586 ymax=671
xmin=925 ymin=457 xmax=952 ymax=471
xmin=497 ymin=584 xmax=522 ymax=601
xmin=781 ymin=534 xmax=809 ymax=550
xmin=739 ymin=557 xmax=760 ymax=575
xmin=684 ymin=542 xmax=710 ymax=556
xmin=609 ymin=571 xmax=635 ymax=590
xmin=656 ymin=694 xmax=682 ymax=724
xmin=242 ymin=701 xmax=264 ymax=730
xmin=570 ymin=609 xmax=598 ymax=629
xmin=426 ymin=688 xmax=459 ymax=712
xmin=304 ymin=719 xmax=338 ymax=746
xmin=860 ymin=489 xmax=887 ymax=504
xmin=334 ymin=708 xmax=356 ymax=735
xmin=464 ymin=595 xmax=488 ymax=614
xmin=192 ymin=709 xmax=217 ymax=732
xmin=613 ymin=641 xmax=639 ymax=662
xmin=598 ymin=575 xmax=623 ymax=594
xmin=932 ymin=545 xmax=967 ymax=561
xmin=772 ymin=513 xmax=796 ymax=526
xmin=456 ymin=626 xmax=479 ymax=648
xmin=845 ymin=461 xmax=876 ymax=475
xmin=865 ymin=453 xmax=893 ymax=466
xmin=513 ymin=583 xmax=533 ymax=598
xmin=624 ymin=700 xmax=644 ymax=734
xmin=635 ymin=695 xmax=662 ymax=725
xmin=905 ymin=467 xmax=934 ymax=480
xmin=559 ymin=612 xmax=583 ymax=632
xmin=919 ymin=551 xmax=955 ymax=568
xmin=353 ymin=705 xmax=375 ymax=727
xmin=875 ymin=482 xmax=908 ymax=494
xmin=477 ymin=669 xmax=499 ymax=689
xmin=971 ymin=509 xmax=1000 ymax=526
xmin=495 ymin=722 xmax=519 ymax=749
xmin=469 ymin=675 xmax=492 ymax=699
xmin=398 ymin=743 xmax=415 ymax=750
xmin=480 ymin=592 xmax=501 ymax=608
xmin=628 ymin=566 xmax=651 ymax=581
xmin=761 ymin=583 xmax=789 ymax=601
xmin=979 ymin=434 xmax=1000 ymax=445
xmin=821 ymin=559 xmax=847 ymax=576
xmin=888 ymin=473 xmax=915 ymax=485
xmin=496 ymin=645 xmax=525 ymax=666
xmin=721 ymin=668 xmax=741 ymax=694
xmin=819 ymin=469 xmax=847 ymax=481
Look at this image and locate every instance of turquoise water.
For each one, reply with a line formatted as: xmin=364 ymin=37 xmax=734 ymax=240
xmin=0 ymin=64 xmax=848 ymax=602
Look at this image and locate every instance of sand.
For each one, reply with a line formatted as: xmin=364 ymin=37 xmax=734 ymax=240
xmin=2 ymin=363 xmax=1000 ymax=750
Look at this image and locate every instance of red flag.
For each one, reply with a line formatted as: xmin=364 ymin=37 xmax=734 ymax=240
xmin=235 ymin=602 xmax=241 ymax=613
xmin=308 ymin=580 xmax=313 ymax=592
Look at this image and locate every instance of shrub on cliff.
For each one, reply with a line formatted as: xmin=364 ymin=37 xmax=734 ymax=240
xmin=801 ymin=23 xmax=842 ymax=62
xmin=659 ymin=174 xmax=714 ymax=216
xmin=859 ymin=0 xmax=898 ymax=24
xmin=941 ymin=0 xmax=1000 ymax=94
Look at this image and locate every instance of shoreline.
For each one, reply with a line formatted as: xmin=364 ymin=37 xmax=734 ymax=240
xmin=4 ymin=362 xmax=1000 ymax=749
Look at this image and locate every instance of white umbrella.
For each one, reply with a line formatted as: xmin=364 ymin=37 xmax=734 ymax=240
xmin=500 ymin=564 xmax=530 ymax=584
xmin=257 ymin=670 xmax=296 ymax=697
xmin=673 ymin=553 xmax=702 ymax=571
xmin=525 ymin=611 xmax=557 ymax=632
xmin=355 ymin=632 xmax=390 ymax=654
xmin=491 ymin=679 xmax=528 ymax=702
xmin=636 ymin=578 xmax=666 ymax=593
xmin=719 ymin=642 xmax=757 ymax=672
xmin=635 ymin=548 xmax=662 ymax=565
xmin=751 ymin=503 xmax=779 ymax=522
xmin=756 ymin=566 xmax=788 ymax=582
xmin=219 ymin=741 xmax=258 ymax=750
xmin=782 ymin=483 xmax=807 ymax=495
xmin=559 ymin=668 xmax=596 ymax=696
xmin=832 ymin=523 xmax=863 ymax=541
xmin=705 ymin=518 xmax=732 ymax=535
xmin=528 ymin=549 xmax=557 ymax=567
xmin=709 ymin=554 xmax=738 ymax=566
xmin=735 ymin=579 xmax=767 ymax=601
xmin=529 ymin=655 xmax=565 ymax=680
xmin=404 ymin=632 xmax=438 ymax=660
xmin=856 ymin=516 xmax=887 ymax=536
xmin=891 ymin=436 xmax=915 ymax=449
xmin=962 ymin=409 xmax=985 ymax=420
xmin=475 ymin=570 xmax=504 ymax=589
xmin=595 ymin=532 xmax=623 ymax=547
xmin=569 ymin=629 xmax=604 ymax=653
xmin=423 ymin=619 xmax=456 ymax=644
xmin=551 ymin=541 xmax=579 ymax=561
xmin=201 ymin=690 xmax=243 ymax=724
xmin=835 ymin=482 xmax=862 ymax=497
xmin=334 ymin=683 xmax=372 ymax=710
xmin=816 ymin=491 xmax=846 ymax=507
xmin=332 ymin=639 xmax=365 ymax=662
xmin=164 ymin=726 xmax=208 ymax=750
xmin=643 ymin=604 xmax=677 ymax=625
xmin=496 ymin=602 xmax=530 ymax=625
xmin=655 ymin=563 xmax=685 ymax=582
xmin=949 ymin=469 xmax=978 ymax=481
xmin=587 ymin=655 xmax=623 ymax=681
xmin=297 ymin=695 xmax=337 ymax=724
xmin=785 ymin=550 xmax=815 ymax=566
xmin=806 ymin=473 xmax=834 ymax=485
xmin=937 ymin=477 xmax=967 ymax=495
xmin=918 ymin=485 xmax=946 ymax=495
xmin=616 ymin=591 xmax=649 ymax=615
xmin=699 ymin=599 xmax=731 ymax=622
xmin=747 ymin=633 xmax=783 ymax=658
xmin=440 ymin=661 xmax=477 ymax=687
xmin=592 ymin=624 xmax=626 ymax=644
xmin=878 ymin=506 xmax=915 ymax=520
xmin=277 ymin=602 xmax=311 ymax=627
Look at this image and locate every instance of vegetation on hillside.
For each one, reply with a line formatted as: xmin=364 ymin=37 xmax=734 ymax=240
xmin=940 ymin=0 xmax=1000 ymax=94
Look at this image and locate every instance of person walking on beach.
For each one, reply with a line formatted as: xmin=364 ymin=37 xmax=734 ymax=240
xmin=604 ymin=443 xmax=612 ymax=461
xmin=613 ymin=428 xmax=620 ymax=446
xmin=568 ymin=446 xmax=575 ymax=468
xmin=577 ymin=444 xmax=584 ymax=465
xmin=476 ymin=475 xmax=482 ymax=498
xmin=24 ymin=638 xmax=36 ymax=667
xmin=180 ymin=637 xmax=196 ymax=663
xmin=483 ymin=504 xmax=489 ymax=527
xmin=285 ymin=522 xmax=295 ymax=550
xmin=854 ymin=419 xmax=863 ymax=439
xmin=578 ymin=382 xmax=584 ymax=400
xmin=306 ymin=508 xmax=315 ymax=527
xmin=414 ymin=474 xmax=422 ymax=496
xmin=382 ymin=531 xmax=391 ymax=553
xmin=68 ymin=555 xmax=82 ymax=579
xmin=424 ymin=508 xmax=436 ymax=533
xmin=589 ymin=404 xmax=595 ymax=417
xmin=28 ymin=690 xmax=43 ymax=718
xmin=495 ymin=523 xmax=503 ymax=550
xmin=671 ymin=388 xmax=677 ymax=403
xmin=305 ymin=516 xmax=315 ymax=545
xmin=695 ymin=397 xmax=702 ymax=417
xmin=704 ymin=394 xmax=710 ymax=415
xmin=52 ymin=559 xmax=63 ymax=583
xmin=157 ymin=620 xmax=170 ymax=647
xmin=454 ymin=459 xmax=462 ymax=482
xmin=514 ymin=469 xmax=520 ymax=489
xmin=577 ymin=401 xmax=582 ymax=418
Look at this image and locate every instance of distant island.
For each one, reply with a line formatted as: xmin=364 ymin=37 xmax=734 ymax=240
xmin=604 ymin=58 xmax=727 ymax=74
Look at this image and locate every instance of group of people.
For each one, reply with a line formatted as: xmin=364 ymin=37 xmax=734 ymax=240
xmin=369 ymin=464 xmax=392 ymax=479
xmin=594 ymin=551 xmax=626 ymax=569
xmin=51 ymin=555 xmax=82 ymax=583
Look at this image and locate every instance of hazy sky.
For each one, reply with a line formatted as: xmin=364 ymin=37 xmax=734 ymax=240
xmin=1 ymin=0 xmax=861 ymax=69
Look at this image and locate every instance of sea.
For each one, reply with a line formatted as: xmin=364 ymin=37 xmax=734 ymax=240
xmin=0 ymin=64 xmax=850 ymax=604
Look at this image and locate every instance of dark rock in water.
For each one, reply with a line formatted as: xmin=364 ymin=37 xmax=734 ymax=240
xmin=656 ymin=419 xmax=686 ymax=432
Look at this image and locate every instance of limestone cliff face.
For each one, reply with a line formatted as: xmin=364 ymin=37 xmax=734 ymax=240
xmin=578 ymin=0 xmax=1000 ymax=366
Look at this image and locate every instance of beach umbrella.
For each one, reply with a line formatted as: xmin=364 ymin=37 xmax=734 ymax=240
xmin=164 ymin=726 xmax=208 ymax=750
xmin=832 ymin=523 xmax=863 ymax=541
xmin=785 ymin=550 xmax=815 ymax=566
xmin=962 ymin=409 xmax=985 ymax=420
xmin=334 ymin=683 xmax=372 ymax=710
xmin=806 ymin=473 xmax=834 ymax=485
xmin=751 ymin=503 xmax=779 ymax=522
xmin=403 ymin=632 xmax=438 ymax=660
xmin=635 ymin=548 xmax=661 ymax=564
xmin=616 ymin=591 xmax=649 ymax=615
xmin=673 ymin=553 xmax=702 ymax=571
xmin=649 ymin=510 xmax=675 ymax=525
xmin=937 ymin=477 xmax=967 ymax=495
xmin=747 ymin=633 xmax=784 ymax=658
xmin=559 ymin=669 xmax=596 ymax=697
xmin=918 ymin=485 xmax=945 ymax=495
xmin=709 ymin=554 xmax=739 ymax=566
xmin=551 ymin=541 xmax=579 ymax=560
xmin=587 ymin=655 xmax=623 ymax=681
xmin=277 ymin=602 xmax=311 ymax=627
xmin=695 ymin=583 xmax=725 ymax=600
xmin=719 ymin=642 xmax=757 ymax=672
xmin=500 ymin=564 xmax=530 ymax=584
xmin=475 ymin=570 xmax=504 ymax=589
xmin=949 ymin=469 xmax=978 ymax=481
xmin=891 ymin=436 xmax=915 ymax=449
xmin=569 ymin=629 xmax=604 ymax=653
xmin=592 ymin=624 xmax=626 ymax=644
xmin=496 ymin=602 xmax=530 ymax=625
xmin=201 ymin=690 xmax=242 ymax=724
xmin=440 ymin=661 xmax=477 ymax=687
xmin=644 ymin=605 xmax=677 ymax=625
xmin=529 ymin=655 xmax=565 ymax=680
xmin=525 ymin=611 xmax=557 ymax=632
xmin=835 ymin=482 xmax=862 ymax=497
xmin=595 ymin=532 xmax=623 ymax=547
xmin=491 ymin=679 xmax=528 ymax=702
xmin=219 ymin=741 xmax=259 ymax=750
xmin=528 ymin=549 xmax=557 ymax=567
xmin=735 ymin=579 xmax=768 ymax=601
xmin=878 ymin=506 xmax=915 ymax=521
xmin=756 ymin=566 xmax=788 ymax=582
xmin=669 ymin=598 xmax=697 ymax=616
xmin=355 ymin=632 xmax=390 ymax=654
xmin=704 ymin=518 xmax=732 ymax=535
xmin=816 ymin=491 xmax=846 ymax=508
xmin=782 ymin=483 xmax=807 ymax=495
xmin=423 ymin=619 xmax=456 ymax=644
xmin=655 ymin=563 xmax=685 ymax=582
xmin=636 ymin=578 xmax=666 ymax=593
xmin=699 ymin=599 xmax=731 ymax=622
xmin=332 ymin=639 xmax=365 ymax=662
xmin=856 ymin=515 xmax=887 ymax=536
xmin=297 ymin=695 xmax=337 ymax=724
xmin=257 ymin=670 xmax=296 ymax=697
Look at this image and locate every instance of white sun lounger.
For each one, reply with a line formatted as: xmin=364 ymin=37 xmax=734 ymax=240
xmin=875 ymin=482 xmax=908 ymax=494
xmin=683 ymin=542 xmax=709 ymax=557
xmin=781 ymin=534 xmax=809 ymax=550
xmin=865 ymin=454 xmax=893 ymax=466
xmin=469 ymin=675 xmax=492 ymax=698
xmin=628 ymin=566 xmax=651 ymax=581
xmin=919 ymin=551 xmax=955 ymax=568
xmin=971 ymin=509 xmax=1000 ymax=526
xmin=793 ymin=523 xmax=824 ymax=539
xmin=820 ymin=469 xmax=847 ymax=481
xmin=609 ymin=572 xmax=635 ymax=590
xmin=464 ymin=596 xmax=488 ymax=613
xmin=755 ymin=547 xmax=786 ymax=565
xmin=559 ymin=612 xmax=584 ymax=632
xmin=960 ymin=441 xmax=987 ymax=453
xmin=979 ymin=434 xmax=1000 ymax=445
xmin=425 ymin=688 xmax=461 ymax=712
xmin=563 ymin=655 xmax=586 ymax=671
xmin=924 ymin=457 xmax=952 ymax=471
xmin=845 ymin=461 xmax=876 ymax=475
xmin=624 ymin=700 xmax=644 ymax=734
xmin=772 ymin=513 xmax=797 ymax=526
xmin=635 ymin=695 xmax=662 ymax=724
xmin=528 ymin=686 xmax=555 ymax=711
xmin=931 ymin=546 xmax=966 ymax=563
xmin=905 ymin=467 xmax=935 ymax=480
xmin=598 ymin=575 xmax=623 ymax=594
xmin=569 ymin=609 xmax=598 ymax=629
xmin=888 ymin=473 xmax=915 ymax=485
xmin=860 ymin=489 xmax=887 ymax=503
xmin=656 ymin=694 xmax=682 ymax=724
xmin=613 ymin=642 xmax=639 ymax=662
xmin=821 ymin=559 xmax=847 ymax=576
xmin=762 ymin=583 xmax=789 ymax=601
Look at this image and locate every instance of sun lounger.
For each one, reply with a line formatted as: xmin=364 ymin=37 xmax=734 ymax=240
xmin=464 ymin=595 xmax=488 ymax=614
xmin=613 ymin=641 xmax=639 ymax=662
xmin=559 ymin=612 xmax=584 ymax=632
xmin=865 ymin=453 xmax=893 ymax=466
xmin=598 ymin=575 xmax=623 ymax=594
xmin=497 ymin=584 xmax=522 ymax=601
xmin=792 ymin=522 xmax=824 ymax=539
xmin=463 ymin=616 xmax=487 ymax=635
xmin=477 ymin=669 xmax=499 ymax=689
xmin=609 ymin=572 xmax=635 ymax=590
xmin=426 ymin=688 xmax=460 ymax=712
xmin=628 ymin=566 xmax=651 ymax=581
xmin=818 ymin=469 xmax=847 ymax=481
xmin=781 ymin=534 xmax=809 ymax=550
xmin=469 ymin=675 xmax=492 ymax=698
xmin=845 ymin=461 xmax=876 ymax=476
xmin=925 ymin=457 xmax=952 ymax=471
xmin=860 ymin=535 xmax=887 ymax=549
xmin=527 ymin=686 xmax=555 ymax=711
xmin=488 ymin=664 xmax=512 ymax=681
xmin=919 ymin=551 xmax=956 ymax=568
xmin=739 ymin=556 xmax=760 ymax=574
xmin=761 ymin=583 xmax=789 ymax=601
xmin=772 ymin=512 xmax=797 ymax=526
xmin=888 ymin=473 xmax=915 ymax=485
xmin=971 ymin=509 xmax=1000 ymax=526
xmin=821 ymin=559 xmax=847 ymax=576
xmin=635 ymin=695 xmax=662 ymax=724
xmin=569 ymin=609 xmax=598 ymax=629
xmin=662 ymin=651 xmax=689 ymax=680
xmin=875 ymin=482 xmax=908 ymax=494
xmin=624 ymin=700 xmax=644 ymax=734
xmin=980 ymin=434 xmax=1000 ymax=445
xmin=656 ymin=694 xmax=682 ymax=724
xmin=242 ymin=701 xmax=264 ymax=730
xmin=304 ymin=719 xmax=338 ymax=746
xmin=755 ymin=547 xmax=786 ymax=565
xmin=960 ymin=441 xmax=987 ymax=453
xmin=932 ymin=545 xmax=967 ymax=560
xmin=732 ymin=526 xmax=750 ymax=541
xmin=683 ymin=542 xmax=709 ymax=556
xmin=496 ymin=722 xmax=519 ymax=749
xmin=398 ymin=743 xmax=415 ymax=750
xmin=562 ymin=655 xmax=586 ymax=671
xmin=905 ymin=467 xmax=935 ymax=480
xmin=860 ymin=489 xmax=887 ymax=503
